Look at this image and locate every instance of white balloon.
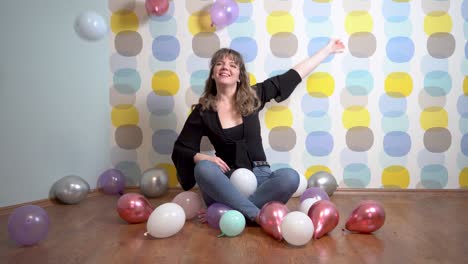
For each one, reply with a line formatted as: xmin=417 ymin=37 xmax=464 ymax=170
xmin=230 ymin=168 xmax=257 ymax=197
xmin=299 ymin=197 xmax=320 ymax=214
xmin=292 ymin=174 xmax=307 ymax=197
xmin=281 ymin=211 xmax=314 ymax=246
xmin=146 ymin=203 xmax=185 ymax=238
xmin=74 ymin=11 xmax=108 ymax=41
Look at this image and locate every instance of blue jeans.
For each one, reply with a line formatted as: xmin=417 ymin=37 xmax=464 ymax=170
xmin=194 ymin=160 xmax=300 ymax=221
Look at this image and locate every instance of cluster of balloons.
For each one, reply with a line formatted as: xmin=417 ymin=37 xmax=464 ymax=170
xmin=272 ymin=187 xmax=386 ymax=246
xmin=74 ymin=11 xmax=108 ymax=41
xmin=145 ymin=0 xmax=169 ymax=16
xmin=7 ymin=165 xmax=384 ymax=246
xmin=126 ymin=191 xmax=204 ymax=239
xmin=210 ymin=0 xmax=239 ymax=28
xmin=117 ymin=191 xmax=203 ymax=239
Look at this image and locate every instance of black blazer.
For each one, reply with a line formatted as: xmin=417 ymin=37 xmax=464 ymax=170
xmin=171 ymin=69 xmax=302 ymax=190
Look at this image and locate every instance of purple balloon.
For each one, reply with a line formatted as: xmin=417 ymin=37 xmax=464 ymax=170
xmin=207 ymin=203 xmax=232 ymax=229
xmin=300 ymin=187 xmax=330 ymax=203
xmin=98 ymin=169 xmax=125 ymax=195
xmin=210 ymin=0 xmax=239 ymax=27
xmin=8 ymin=205 xmax=49 ymax=246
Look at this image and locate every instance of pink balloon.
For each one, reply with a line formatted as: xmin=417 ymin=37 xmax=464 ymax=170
xmin=145 ymin=0 xmax=169 ymax=16
xmin=307 ymin=200 xmax=339 ymax=239
xmin=345 ymin=200 xmax=386 ymax=233
xmin=117 ymin=193 xmax=154 ymax=224
xmin=258 ymin=201 xmax=289 ymax=241
xmin=210 ymin=0 xmax=239 ymax=27
xmin=172 ymin=191 xmax=203 ymax=220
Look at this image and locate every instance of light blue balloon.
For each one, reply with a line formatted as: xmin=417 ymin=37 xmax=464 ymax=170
xmin=75 ymin=11 xmax=108 ymax=41
xmin=218 ymin=210 xmax=245 ymax=237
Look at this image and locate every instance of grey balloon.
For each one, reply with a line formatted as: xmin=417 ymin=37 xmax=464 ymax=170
xmin=140 ymin=168 xmax=169 ymax=198
xmin=307 ymin=171 xmax=338 ymax=196
xmin=54 ymin=175 xmax=90 ymax=204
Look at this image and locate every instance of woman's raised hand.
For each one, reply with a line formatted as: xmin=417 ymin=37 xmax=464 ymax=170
xmin=327 ymin=38 xmax=345 ymax=54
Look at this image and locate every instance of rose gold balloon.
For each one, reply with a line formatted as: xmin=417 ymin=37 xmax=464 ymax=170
xmin=172 ymin=191 xmax=203 ymax=220
xmin=307 ymin=200 xmax=339 ymax=239
xmin=258 ymin=201 xmax=289 ymax=241
xmin=345 ymin=200 xmax=385 ymax=233
xmin=117 ymin=193 xmax=154 ymax=224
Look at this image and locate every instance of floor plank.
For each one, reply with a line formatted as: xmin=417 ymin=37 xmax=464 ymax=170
xmin=1 ymin=190 xmax=467 ymax=263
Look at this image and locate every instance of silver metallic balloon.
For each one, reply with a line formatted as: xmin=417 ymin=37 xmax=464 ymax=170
xmin=140 ymin=168 xmax=169 ymax=198
xmin=54 ymin=175 xmax=90 ymax=204
xmin=307 ymin=171 xmax=338 ymax=196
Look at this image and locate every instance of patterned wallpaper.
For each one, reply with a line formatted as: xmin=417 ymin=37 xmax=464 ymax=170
xmin=108 ymin=0 xmax=468 ymax=189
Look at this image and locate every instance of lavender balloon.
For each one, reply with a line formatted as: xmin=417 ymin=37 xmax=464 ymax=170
xmin=98 ymin=169 xmax=125 ymax=195
xmin=210 ymin=0 xmax=239 ymax=27
xmin=300 ymin=187 xmax=330 ymax=203
xmin=207 ymin=203 xmax=232 ymax=229
xmin=8 ymin=205 xmax=49 ymax=246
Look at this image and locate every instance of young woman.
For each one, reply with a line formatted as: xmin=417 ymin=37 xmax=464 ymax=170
xmin=172 ymin=39 xmax=345 ymax=223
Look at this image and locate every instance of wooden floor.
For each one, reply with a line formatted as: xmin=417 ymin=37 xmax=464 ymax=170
xmin=1 ymin=189 xmax=468 ymax=264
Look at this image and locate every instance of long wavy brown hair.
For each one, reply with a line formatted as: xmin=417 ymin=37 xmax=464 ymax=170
xmin=194 ymin=48 xmax=260 ymax=116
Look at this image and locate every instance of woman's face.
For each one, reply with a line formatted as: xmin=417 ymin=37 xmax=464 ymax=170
xmin=211 ymin=55 xmax=240 ymax=87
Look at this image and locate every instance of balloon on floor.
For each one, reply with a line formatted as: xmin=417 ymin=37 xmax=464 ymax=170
xmin=207 ymin=203 xmax=233 ymax=229
xmin=145 ymin=202 xmax=185 ymax=238
xmin=300 ymin=187 xmax=329 ymax=203
xmin=281 ymin=211 xmax=314 ymax=246
xmin=172 ymin=191 xmax=203 ymax=220
xmin=53 ymin=175 xmax=90 ymax=204
xmin=117 ymin=193 xmax=154 ymax=224
xmin=292 ymin=173 xmax=307 ymax=197
xmin=307 ymin=200 xmax=339 ymax=239
xmin=307 ymin=171 xmax=338 ymax=196
xmin=8 ymin=205 xmax=49 ymax=246
xmin=258 ymin=201 xmax=289 ymax=241
xmin=218 ymin=210 xmax=245 ymax=237
xmin=98 ymin=169 xmax=125 ymax=195
xmin=345 ymin=200 xmax=386 ymax=233
xmin=140 ymin=168 xmax=169 ymax=198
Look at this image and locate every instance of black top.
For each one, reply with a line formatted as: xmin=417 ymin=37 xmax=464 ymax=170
xmin=223 ymin=123 xmax=244 ymax=141
xmin=171 ymin=69 xmax=302 ymax=190
xmin=222 ymin=123 xmax=244 ymax=167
